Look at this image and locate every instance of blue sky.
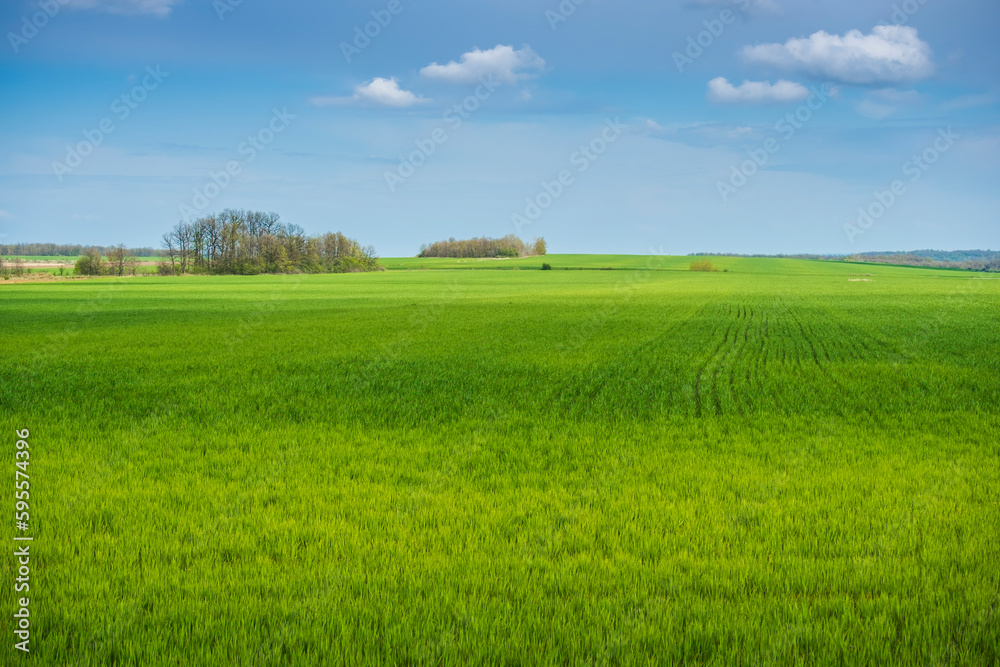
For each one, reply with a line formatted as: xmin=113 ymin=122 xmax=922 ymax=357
xmin=0 ymin=0 xmax=997 ymax=256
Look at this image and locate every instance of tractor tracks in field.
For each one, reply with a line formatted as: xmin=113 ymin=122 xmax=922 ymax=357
xmin=693 ymin=293 xmax=848 ymax=418
xmin=694 ymin=303 xmax=757 ymax=418
xmin=774 ymin=294 xmax=850 ymax=402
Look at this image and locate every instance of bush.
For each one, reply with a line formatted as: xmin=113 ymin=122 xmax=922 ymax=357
xmin=541 ymin=263 xmax=552 ymax=271
xmin=75 ymin=249 xmax=104 ymax=276
xmin=690 ymin=260 xmax=719 ymax=272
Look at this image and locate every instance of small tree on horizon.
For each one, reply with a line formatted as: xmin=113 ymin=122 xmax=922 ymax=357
xmin=75 ymin=248 xmax=105 ymax=276
xmin=106 ymin=244 xmax=138 ymax=276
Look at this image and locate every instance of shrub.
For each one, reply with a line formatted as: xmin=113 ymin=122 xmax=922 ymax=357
xmin=75 ymin=249 xmax=104 ymax=276
xmin=690 ymin=260 xmax=718 ymax=272
xmin=541 ymin=263 xmax=552 ymax=271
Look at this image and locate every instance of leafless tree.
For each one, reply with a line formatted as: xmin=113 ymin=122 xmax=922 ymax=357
xmin=161 ymin=232 xmax=179 ymax=274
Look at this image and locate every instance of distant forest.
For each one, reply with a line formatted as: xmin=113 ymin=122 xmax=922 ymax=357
xmin=692 ymin=250 xmax=1000 ymax=272
xmin=847 ymin=250 xmax=1000 ymax=272
xmin=0 ymin=242 xmax=161 ymax=257
xmin=159 ymin=210 xmax=381 ymax=275
xmin=419 ymin=235 xmax=546 ymax=259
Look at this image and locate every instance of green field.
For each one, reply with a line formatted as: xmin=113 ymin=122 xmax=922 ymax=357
xmin=2 ymin=256 xmax=998 ymax=665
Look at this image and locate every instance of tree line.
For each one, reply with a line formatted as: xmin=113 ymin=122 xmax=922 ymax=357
xmin=845 ymin=253 xmax=1000 ymax=272
xmin=418 ymin=235 xmax=546 ymax=259
xmin=1 ymin=242 xmax=160 ymax=257
xmin=75 ymin=246 xmax=141 ymax=276
xmin=159 ymin=210 xmax=381 ymax=275
xmin=691 ymin=250 xmax=1000 ymax=273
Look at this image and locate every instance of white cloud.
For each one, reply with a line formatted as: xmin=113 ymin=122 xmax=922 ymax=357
xmin=707 ymin=77 xmax=810 ymax=104
xmin=420 ymin=45 xmax=545 ymax=85
xmin=742 ymin=26 xmax=933 ymax=85
xmin=62 ymin=0 xmax=179 ymax=17
xmin=0 ymin=210 xmax=11 ymax=219
xmin=311 ymin=78 xmax=428 ymax=109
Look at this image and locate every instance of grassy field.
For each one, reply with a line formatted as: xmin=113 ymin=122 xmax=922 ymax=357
xmin=1 ymin=256 xmax=998 ymax=665
xmin=384 ymin=253 xmax=725 ymax=271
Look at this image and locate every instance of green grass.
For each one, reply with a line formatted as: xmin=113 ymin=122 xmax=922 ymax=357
xmin=1 ymin=256 xmax=998 ymax=665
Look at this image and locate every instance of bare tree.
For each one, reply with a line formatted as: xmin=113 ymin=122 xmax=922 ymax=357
xmin=173 ymin=222 xmax=192 ymax=274
xmin=161 ymin=232 xmax=179 ymax=274
xmin=107 ymin=245 xmax=128 ymax=276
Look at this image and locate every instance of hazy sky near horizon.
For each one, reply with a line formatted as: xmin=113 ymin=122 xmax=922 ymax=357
xmin=0 ymin=0 xmax=997 ymax=256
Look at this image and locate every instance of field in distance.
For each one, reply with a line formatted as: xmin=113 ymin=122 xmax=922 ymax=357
xmin=1 ymin=256 xmax=997 ymax=665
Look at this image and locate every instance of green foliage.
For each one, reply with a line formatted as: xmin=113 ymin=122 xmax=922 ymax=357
xmin=418 ymin=234 xmax=541 ymax=259
xmin=541 ymin=262 xmax=552 ymax=270
xmin=1 ymin=257 xmax=998 ymax=664
xmin=690 ymin=260 xmax=719 ymax=272
xmin=533 ymin=237 xmax=547 ymax=256
xmin=74 ymin=247 xmax=104 ymax=276
xmin=163 ymin=210 xmax=381 ymax=275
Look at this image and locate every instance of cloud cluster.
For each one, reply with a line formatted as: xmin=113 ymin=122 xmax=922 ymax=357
xmin=62 ymin=0 xmax=179 ymax=17
xmin=742 ymin=26 xmax=933 ymax=85
xmin=420 ymin=45 xmax=545 ymax=85
xmin=707 ymin=77 xmax=810 ymax=104
xmin=317 ymin=45 xmax=544 ymax=109
xmin=311 ymin=78 xmax=428 ymax=109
